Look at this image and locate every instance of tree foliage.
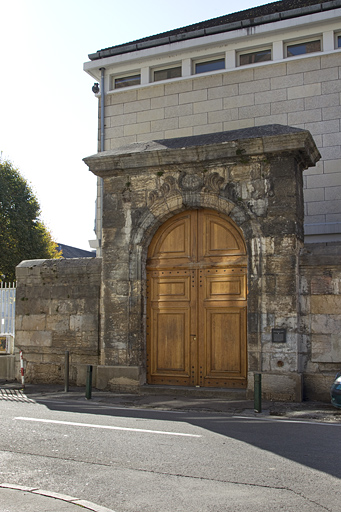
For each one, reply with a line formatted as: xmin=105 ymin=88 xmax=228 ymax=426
xmin=0 ymin=158 xmax=61 ymax=282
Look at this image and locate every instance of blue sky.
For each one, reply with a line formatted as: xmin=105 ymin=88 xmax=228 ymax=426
xmin=0 ymin=0 xmax=261 ymax=250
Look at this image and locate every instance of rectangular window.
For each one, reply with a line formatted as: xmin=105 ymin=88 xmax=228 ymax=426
xmin=286 ymin=39 xmax=321 ymax=58
xmin=114 ymin=74 xmax=141 ymax=89
xmin=195 ymin=58 xmax=225 ymax=74
xmin=337 ymin=35 xmax=341 ymax=48
xmin=153 ymin=66 xmax=181 ymax=82
xmin=239 ymin=49 xmax=271 ymax=66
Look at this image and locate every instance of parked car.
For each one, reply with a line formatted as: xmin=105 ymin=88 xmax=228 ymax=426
xmin=331 ymin=372 xmax=341 ymax=409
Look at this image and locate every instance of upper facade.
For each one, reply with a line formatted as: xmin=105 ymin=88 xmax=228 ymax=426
xmin=84 ymin=0 xmax=341 ymax=244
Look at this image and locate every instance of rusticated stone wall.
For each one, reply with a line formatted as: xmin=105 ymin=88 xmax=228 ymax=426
xmin=300 ymin=243 xmax=341 ymax=400
xmin=15 ymin=258 xmax=101 ymax=385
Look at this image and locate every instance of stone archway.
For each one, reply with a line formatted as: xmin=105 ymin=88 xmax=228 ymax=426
xmin=146 ymin=209 xmax=247 ymax=388
xmin=83 ymin=125 xmax=320 ymax=400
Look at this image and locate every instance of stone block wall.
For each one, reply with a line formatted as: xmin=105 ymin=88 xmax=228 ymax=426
xmin=100 ymin=53 xmax=341 ymax=241
xmin=300 ymin=243 xmax=341 ymax=400
xmin=15 ymin=258 xmax=102 ymax=385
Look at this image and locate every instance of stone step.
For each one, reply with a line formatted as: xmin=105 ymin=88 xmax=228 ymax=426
xmin=139 ymin=385 xmax=247 ymax=400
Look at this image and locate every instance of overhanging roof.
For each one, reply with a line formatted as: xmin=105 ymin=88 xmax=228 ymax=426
xmin=88 ymin=0 xmax=341 ymax=61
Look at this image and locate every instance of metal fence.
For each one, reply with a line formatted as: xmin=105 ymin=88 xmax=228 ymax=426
xmin=0 ymin=282 xmax=16 ymax=336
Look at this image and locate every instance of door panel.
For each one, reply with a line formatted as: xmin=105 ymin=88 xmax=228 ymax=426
xmin=150 ymin=274 xmax=192 ymax=302
xmin=202 ymin=268 xmax=247 ymax=301
xmin=155 ymin=310 xmax=188 ymax=371
xmin=202 ymin=307 xmax=247 ymax=387
xmin=147 ymin=212 xmax=195 ymax=268
xmin=147 ymin=210 xmax=247 ymax=388
xmin=147 ymin=270 xmax=195 ymax=385
xmin=150 ymin=308 xmax=191 ymax=385
xmin=199 ymin=211 xmax=247 ymax=264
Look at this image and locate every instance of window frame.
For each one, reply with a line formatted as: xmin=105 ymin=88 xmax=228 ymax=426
xmin=284 ymin=37 xmax=322 ymax=58
xmin=335 ymin=32 xmax=341 ymax=49
xmin=112 ymin=73 xmax=141 ymax=90
xmin=237 ymin=47 xmax=272 ymax=67
xmin=152 ymin=64 xmax=182 ymax=83
xmin=193 ymin=56 xmax=225 ymax=75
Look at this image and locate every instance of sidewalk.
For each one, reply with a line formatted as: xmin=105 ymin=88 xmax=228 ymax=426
xmin=1 ymin=380 xmax=341 ymax=423
xmin=0 ymin=484 xmax=115 ymax=512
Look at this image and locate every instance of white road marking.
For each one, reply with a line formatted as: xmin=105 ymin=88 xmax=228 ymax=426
xmin=14 ymin=416 xmax=202 ymax=437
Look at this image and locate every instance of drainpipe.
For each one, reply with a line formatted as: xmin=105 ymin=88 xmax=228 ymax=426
xmin=100 ymin=67 xmax=105 ymax=152
xmin=99 ymin=67 xmax=105 ymax=255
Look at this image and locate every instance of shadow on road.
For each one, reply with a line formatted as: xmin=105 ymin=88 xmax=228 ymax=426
xmin=8 ymin=388 xmax=339 ymax=481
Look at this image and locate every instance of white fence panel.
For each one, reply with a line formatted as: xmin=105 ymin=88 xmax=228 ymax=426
xmin=0 ymin=282 xmax=16 ymax=336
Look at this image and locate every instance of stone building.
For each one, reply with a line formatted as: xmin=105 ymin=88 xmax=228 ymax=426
xmin=84 ymin=0 xmax=341 ymax=250
xmin=15 ymin=0 xmax=341 ymax=401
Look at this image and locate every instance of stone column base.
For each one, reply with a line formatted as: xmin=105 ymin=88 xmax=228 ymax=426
xmin=303 ymin=372 xmax=335 ymax=401
xmin=247 ymin=372 xmax=303 ymax=402
xmin=96 ymin=366 xmax=141 ymax=391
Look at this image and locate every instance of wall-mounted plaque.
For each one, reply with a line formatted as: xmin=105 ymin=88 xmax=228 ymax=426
xmin=272 ymin=328 xmax=286 ymax=343
xmin=0 ymin=337 xmax=7 ymax=352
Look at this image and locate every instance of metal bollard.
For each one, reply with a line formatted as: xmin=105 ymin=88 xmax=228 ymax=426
xmin=85 ymin=365 xmax=93 ymax=400
xmin=64 ymin=351 xmax=69 ymax=393
xmin=254 ymin=373 xmax=262 ymax=413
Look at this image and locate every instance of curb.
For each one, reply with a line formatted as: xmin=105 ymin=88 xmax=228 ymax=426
xmin=1 ymin=384 xmax=340 ymax=423
xmin=0 ymin=483 xmax=116 ymax=512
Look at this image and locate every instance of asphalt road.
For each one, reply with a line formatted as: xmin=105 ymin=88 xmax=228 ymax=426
xmin=0 ymin=396 xmax=340 ymax=512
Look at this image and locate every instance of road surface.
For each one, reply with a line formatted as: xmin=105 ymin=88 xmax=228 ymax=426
xmin=0 ymin=394 xmax=340 ymax=511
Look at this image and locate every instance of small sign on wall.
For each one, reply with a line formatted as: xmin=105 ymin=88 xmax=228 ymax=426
xmin=0 ymin=337 xmax=7 ymax=352
xmin=272 ymin=328 xmax=287 ymax=343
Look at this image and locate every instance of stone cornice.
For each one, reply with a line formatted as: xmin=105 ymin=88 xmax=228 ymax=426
xmin=83 ymin=125 xmax=320 ymax=177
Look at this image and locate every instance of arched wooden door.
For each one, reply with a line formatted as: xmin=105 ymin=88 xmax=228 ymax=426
xmin=146 ymin=209 xmax=247 ymax=388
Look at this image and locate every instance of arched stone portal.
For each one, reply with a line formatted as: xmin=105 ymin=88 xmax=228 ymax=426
xmin=81 ymin=125 xmax=320 ymax=400
xmin=16 ymin=126 xmax=334 ymax=400
xmin=146 ymin=209 xmax=247 ymax=388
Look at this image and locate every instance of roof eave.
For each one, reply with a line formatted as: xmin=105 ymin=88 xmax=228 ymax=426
xmin=88 ymin=0 xmax=341 ymax=61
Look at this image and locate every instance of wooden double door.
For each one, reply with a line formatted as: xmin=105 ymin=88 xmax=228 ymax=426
xmin=146 ymin=210 xmax=247 ymax=388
